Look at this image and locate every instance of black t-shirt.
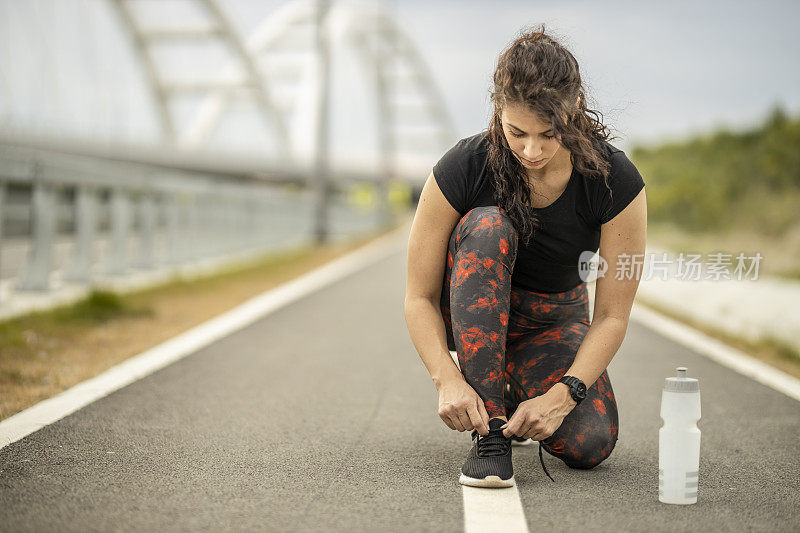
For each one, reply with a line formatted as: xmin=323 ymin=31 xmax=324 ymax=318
xmin=432 ymin=130 xmax=645 ymax=293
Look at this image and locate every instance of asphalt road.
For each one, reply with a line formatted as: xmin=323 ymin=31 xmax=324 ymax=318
xmin=1 ymin=242 xmax=798 ymax=532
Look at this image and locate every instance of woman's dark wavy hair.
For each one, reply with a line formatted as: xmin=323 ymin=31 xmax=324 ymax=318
xmin=486 ymin=24 xmax=617 ymax=246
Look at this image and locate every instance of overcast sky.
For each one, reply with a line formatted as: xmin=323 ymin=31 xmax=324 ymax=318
xmin=1 ymin=0 xmax=798 ymax=173
xmin=392 ymin=0 xmax=800 ymax=147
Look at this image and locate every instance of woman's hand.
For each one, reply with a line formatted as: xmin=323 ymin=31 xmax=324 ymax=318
xmin=501 ymin=385 xmax=576 ymax=440
xmin=437 ymin=379 xmax=490 ymax=436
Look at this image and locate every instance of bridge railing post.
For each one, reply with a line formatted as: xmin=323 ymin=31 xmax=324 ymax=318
xmin=187 ymin=192 xmax=200 ymax=261
xmin=164 ymin=191 xmax=181 ymax=265
xmin=15 ymin=163 xmax=56 ymax=291
xmin=233 ymin=192 xmax=246 ymax=252
xmin=101 ymin=187 xmax=130 ymax=276
xmin=136 ymin=191 xmax=157 ymax=269
xmin=63 ymin=184 xmax=97 ymax=283
xmin=0 ymin=180 xmax=5 ymax=292
xmin=204 ymin=190 xmax=218 ymax=257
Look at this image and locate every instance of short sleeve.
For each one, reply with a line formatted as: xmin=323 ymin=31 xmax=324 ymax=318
xmin=432 ymin=140 xmax=472 ymax=216
xmin=597 ymin=151 xmax=646 ymax=224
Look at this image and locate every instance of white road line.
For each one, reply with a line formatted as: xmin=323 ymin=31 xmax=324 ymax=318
xmin=631 ymin=301 xmax=800 ymax=402
xmin=0 ymin=224 xmax=409 ymax=450
xmin=462 ymin=485 xmax=529 ymax=533
xmin=454 ymin=351 xmax=530 ymax=532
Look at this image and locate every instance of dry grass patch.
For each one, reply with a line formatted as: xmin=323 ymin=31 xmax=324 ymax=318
xmin=646 ymin=221 xmax=800 ymax=280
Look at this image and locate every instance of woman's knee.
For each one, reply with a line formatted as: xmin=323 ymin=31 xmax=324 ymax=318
xmin=457 ymin=206 xmax=516 ymax=236
xmin=453 ymin=206 xmax=518 ymax=260
xmin=562 ymin=432 xmax=618 ymax=470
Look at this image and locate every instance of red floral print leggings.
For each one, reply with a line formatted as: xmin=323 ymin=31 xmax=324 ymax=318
xmin=439 ymin=206 xmax=619 ymax=469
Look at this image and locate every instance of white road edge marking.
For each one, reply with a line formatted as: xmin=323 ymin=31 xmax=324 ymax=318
xmin=462 ymin=485 xmax=529 ymax=533
xmin=0 ymin=224 xmax=409 ymax=450
xmin=631 ymin=301 xmax=800 ymax=402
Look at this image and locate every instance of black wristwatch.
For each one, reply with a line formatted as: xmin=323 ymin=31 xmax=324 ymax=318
xmin=558 ymin=375 xmax=587 ymax=405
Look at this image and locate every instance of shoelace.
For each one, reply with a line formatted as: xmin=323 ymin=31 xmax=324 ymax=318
xmin=538 ymin=441 xmax=555 ymax=483
xmin=504 ymin=383 xmax=555 ymax=482
xmin=473 ymin=429 xmax=511 ymax=457
xmin=475 ymin=430 xmax=556 ymax=482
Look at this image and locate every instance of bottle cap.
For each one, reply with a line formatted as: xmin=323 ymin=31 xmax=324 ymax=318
xmin=664 ymin=366 xmax=699 ymax=393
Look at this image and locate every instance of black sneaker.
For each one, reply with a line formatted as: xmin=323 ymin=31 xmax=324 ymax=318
xmin=458 ymin=418 xmax=514 ymax=488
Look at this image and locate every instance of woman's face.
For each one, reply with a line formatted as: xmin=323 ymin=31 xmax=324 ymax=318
xmin=500 ymin=102 xmax=563 ymax=172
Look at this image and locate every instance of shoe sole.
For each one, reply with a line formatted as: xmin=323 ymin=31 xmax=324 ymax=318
xmin=459 ymin=473 xmax=516 ymax=488
xmin=511 ymin=438 xmax=533 ymax=447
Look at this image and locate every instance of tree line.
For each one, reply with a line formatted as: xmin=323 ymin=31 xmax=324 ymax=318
xmin=630 ymin=105 xmax=800 ymax=236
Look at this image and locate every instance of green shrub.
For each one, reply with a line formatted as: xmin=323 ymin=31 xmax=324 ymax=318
xmin=53 ymin=289 xmax=153 ymax=324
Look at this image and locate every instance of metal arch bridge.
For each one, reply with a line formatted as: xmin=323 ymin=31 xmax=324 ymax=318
xmin=107 ymin=0 xmax=454 ymax=176
xmin=109 ymin=0 xmax=454 ymax=154
xmin=1 ymin=0 xmax=455 ymax=241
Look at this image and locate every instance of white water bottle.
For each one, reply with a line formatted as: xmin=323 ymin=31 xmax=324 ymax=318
xmin=658 ymin=366 xmax=701 ymax=504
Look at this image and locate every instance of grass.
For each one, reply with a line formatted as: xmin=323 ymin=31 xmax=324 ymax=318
xmin=646 ymin=221 xmax=800 ymax=281
xmin=50 ymin=289 xmax=155 ymax=324
xmin=760 ymin=335 xmax=800 ymax=364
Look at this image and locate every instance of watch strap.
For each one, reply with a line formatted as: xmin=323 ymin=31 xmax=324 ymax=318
xmin=558 ymin=375 xmax=587 ymax=405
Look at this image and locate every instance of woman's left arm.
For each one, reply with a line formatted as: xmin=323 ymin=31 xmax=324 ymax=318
xmin=552 ymin=186 xmax=648 ymax=410
xmin=501 ymin=188 xmax=647 ymax=439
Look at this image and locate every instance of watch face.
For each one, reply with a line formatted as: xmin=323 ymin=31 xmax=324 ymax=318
xmin=576 ymin=383 xmax=587 ymax=399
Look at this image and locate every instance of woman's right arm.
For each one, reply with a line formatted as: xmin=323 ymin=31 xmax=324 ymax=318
xmin=403 ymin=172 xmax=490 ymax=435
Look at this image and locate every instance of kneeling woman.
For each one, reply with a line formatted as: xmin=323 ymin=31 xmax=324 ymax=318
xmin=404 ymin=26 xmax=647 ymax=488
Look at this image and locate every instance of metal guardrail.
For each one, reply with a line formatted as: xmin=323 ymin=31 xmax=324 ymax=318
xmin=0 ymin=145 xmax=317 ymax=299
